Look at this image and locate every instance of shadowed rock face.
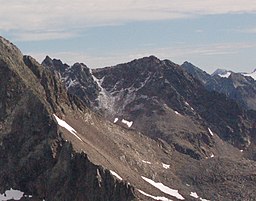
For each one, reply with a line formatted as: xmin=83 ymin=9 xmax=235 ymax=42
xmin=42 ymin=57 xmax=100 ymax=108
xmin=0 ymin=36 xmax=135 ymax=201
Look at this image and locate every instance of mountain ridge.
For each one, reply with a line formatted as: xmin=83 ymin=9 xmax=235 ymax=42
xmin=1 ymin=36 xmax=256 ymax=200
xmin=181 ymin=61 xmax=256 ymax=111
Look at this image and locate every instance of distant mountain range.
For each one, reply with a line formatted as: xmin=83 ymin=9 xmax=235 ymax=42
xmin=0 ymin=36 xmax=256 ymax=201
xmin=181 ymin=61 xmax=256 ymax=111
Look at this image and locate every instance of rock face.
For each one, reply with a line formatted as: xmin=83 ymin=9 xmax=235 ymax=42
xmin=181 ymin=61 xmax=256 ymax=111
xmin=42 ymin=57 xmax=100 ymax=108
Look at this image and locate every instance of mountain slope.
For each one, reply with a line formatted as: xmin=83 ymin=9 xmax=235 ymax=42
xmin=0 ymin=36 xmax=135 ymax=201
xmin=41 ymin=53 xmax=256 ymax=200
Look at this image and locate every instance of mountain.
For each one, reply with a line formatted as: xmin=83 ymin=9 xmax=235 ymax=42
xmin=45 ymin=55 xmax=255 ymax=149
xmin=0 ymin=36 xmax=137 ymax=201
xmin=211 ymin=69 xmax=232 ymax=78
xmin=180 ymin=61 xmax=210 ymax=84
xmin=43 ymin=53 xmax=256 ymax=200
xmin=243 ymin=69 xmax=256 ymax=80
xmin=1 ymin=36 xmax=256 ymax=201
xmin=42 ymin=56 xmax=100 ymax=108
xmin=181 ymin=62 xmax=256 ymax=111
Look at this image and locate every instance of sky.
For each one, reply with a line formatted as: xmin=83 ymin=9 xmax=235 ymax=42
xmin=1 ymin=0 xmax=256 ymax=73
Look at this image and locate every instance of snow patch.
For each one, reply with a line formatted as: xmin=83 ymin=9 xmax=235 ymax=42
xmin=164 ymin=79 xmax=170 ymax=84
xmin=243 ymin=71 xmax=256 ymax=80
xmin=138 ymin=190 xmax=173 ymax=201
xmin=110 ymin=170 xmax=123 ymax=180
xmin=200 ymin=198 xmax=210 ymax=201
xmin=0 ymin=188 xmax=24 ymax=200
xmin=208 ymin=128 xmax=214 ymax=136
xmin=162 ymin=163 xmax=170 ymax=169
xmin=190 ymin=192 xmax=199 ymax=198
xmin=141 ymin=176 xmax=185 ymax=200
xmin=240 ymin=150 xmax=244 ymax=152
xmin=142 ymin=160 xmax=152 ymax=164
xmin=121 ymin=119 xmax=133 ymax=128
xmin=53 ymin=114 xmax=82 ymax=141
xmin=91 ymin=71 xmax=116 ymax=114
xmin=218 ymin=72 xmax=231 ymax=78
xmin=190 ymin=191 xmax=210 ymax=201
xmin=24 ymin=195 xmax=33 ymax=198
xmin=174 ymin=111 xmax=181 ymax=115
xmin=66 ymin=78 xmax=78 ymax=89
xmin=185 ymin=102 xmax=194 ymax=111
xmin=210 ymin=153 xmax=215 ymax=158
xmin=114 ymin=118 xmax=118 ymax=123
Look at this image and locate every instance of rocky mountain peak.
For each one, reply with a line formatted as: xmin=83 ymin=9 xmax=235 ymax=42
xmin=0 ymin=36 xmax=22 ymax=58
xmin=42 ymin=58 xmax=100 ymax=108
xmin=42 ymin=56 xmax=69 ymax=73
xmin=181 ymin=61 xmax=210 ymax=84
xmin=211 ymin=68 xmax=232 ymax=77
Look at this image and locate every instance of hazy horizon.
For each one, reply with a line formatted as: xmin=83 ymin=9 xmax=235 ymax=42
xmin=1 ymin=0 xmax=256 ymax=73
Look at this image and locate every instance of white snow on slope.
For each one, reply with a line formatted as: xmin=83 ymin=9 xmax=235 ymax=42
xmin=53 ymin=114 xmax=82 ymax=141
xmin=0 ymin=188 xmax=24 ymax=200
xmin=208 ymin=128 xmax=214 ymax=136
xmin=66 ymin=78 xmax=78 ymax=89
xmin=190 ymin=191 xmax=210 ymax=201
xmin=138 ymin=190 xmax=173 ymax=201
xmin=114 ymin=118 xmax=118 ymax=123
xmin=218 ymin=72 xmax=231 ymax=78
xmin=200 ymin=198 xmax=210 ymax=201
xmin=162 ymin=163 xmax=170 ymax=169
xmin=91 ymin=71 xmax=116 ymax=114
xmin=121 ymin=119 xmax=133 ymax=128
xmin=243 ymin=71 xmax=256 ymax=80
xmin=141 ymin=176 xmax=185 ymax=200
xmin=142 ymin=160 xmax=152 ymax=164
xmin=174 ymin=111 xmax=181 ymax=115
xmin=190 ymin=192 xmax=199 ymax=198
xmin=185 ymin=101 xmax=194 ymax=111
xmin=110 ymin=170 xmax=123 ymax=180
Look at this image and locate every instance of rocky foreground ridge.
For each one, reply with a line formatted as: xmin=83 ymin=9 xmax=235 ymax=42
xmin=0 ymin=36 xmax=256 ymax=200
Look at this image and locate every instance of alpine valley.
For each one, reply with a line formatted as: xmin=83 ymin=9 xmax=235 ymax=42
xmin=1 ymin=36 xmax=256 ymax=201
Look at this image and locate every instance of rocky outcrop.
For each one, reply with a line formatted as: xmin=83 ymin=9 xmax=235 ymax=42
xmin=42 ymin=56 xmax=100 ymax=108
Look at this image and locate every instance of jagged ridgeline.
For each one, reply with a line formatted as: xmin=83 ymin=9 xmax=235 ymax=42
xmin=181 ymin=61 xmax=256 ymax=111
xmin=0 ymin=36 xmax=256 ymax=201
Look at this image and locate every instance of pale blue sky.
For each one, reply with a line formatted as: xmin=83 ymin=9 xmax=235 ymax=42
xmin=1 ymin=0 xmax=256 ymax=73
